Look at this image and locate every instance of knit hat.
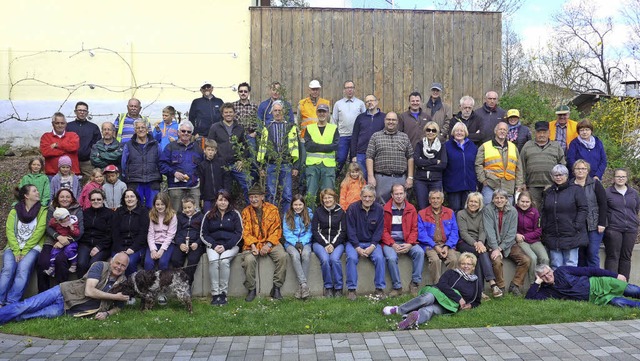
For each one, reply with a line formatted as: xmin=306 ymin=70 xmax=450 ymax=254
xmin=58 ymin=155 xmax=72 ymax=168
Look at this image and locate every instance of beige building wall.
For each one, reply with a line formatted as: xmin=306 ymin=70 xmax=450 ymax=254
xmin=1 ymin=0 xmax=255 ymax=147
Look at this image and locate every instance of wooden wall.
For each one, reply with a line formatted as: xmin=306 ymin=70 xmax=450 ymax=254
xmin=249 ymin=7 xmax=501 ymax=114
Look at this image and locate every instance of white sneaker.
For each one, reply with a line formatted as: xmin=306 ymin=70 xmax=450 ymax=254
xmin=126 ymin=297 xmax=136 ymax=305
xmin=382 ymin=306 xmax=398 ymax=316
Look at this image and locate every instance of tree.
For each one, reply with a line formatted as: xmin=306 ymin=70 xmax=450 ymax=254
xmin=271 ymin=0 xmax=309 ymax=6
xmin=622 ymin=0 xmax=640 ymax=61
xmin=434 ymin=0 xmax=523 ymax=16
xmin=550 ymin=0 xmax=622 ymax=95
xmin=502 ymin=20 xmax=526 ymax=94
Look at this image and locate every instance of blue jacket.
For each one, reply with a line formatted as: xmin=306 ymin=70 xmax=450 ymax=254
xmin=417 ymin=206 xmax=459 ymax=250
xmin=257 ymin=99 xmax=294 ymax=127
xmin=121 ymin=135 xmax=162 ymax=184
xmin=174 ymin=211 xmax=204 ymax=246
xmin=567 ymin=136 xmax=607 ymax=179
xmin=443 ymin=138 xmax=478 ymax=193
xmin=189 ymin=96 xmax=224 ymax=137
xmin=159 ymin=140 xmax=203 ymax=189
xmin=350 ymin=109 xmax=385 ymax=155
xmin=66 ymin=120 xmax=102 ymax=161
xmin=525 ymin=266 xmax=618 ymax=301
xmin=283 ymin=208 xmax=313 ymax=247
xmin=200 ymin=209 xmax=243 ymax=250
xmin=152 ymin=120 xmax=180 ymax=151
xmin=346 ymin=201 xmax=384 ymax=248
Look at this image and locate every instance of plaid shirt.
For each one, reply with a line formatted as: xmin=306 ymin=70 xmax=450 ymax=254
xmin=555 ymin=123 xmax=567 ymax=149
xmin=366 ymin=130 xmax=413 ymax=175
xmin=232 ymin=100 xmax=258 ymax=132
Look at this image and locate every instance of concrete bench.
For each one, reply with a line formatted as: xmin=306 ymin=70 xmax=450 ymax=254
xmin=2 ymin=246 xmax=638 ymax=298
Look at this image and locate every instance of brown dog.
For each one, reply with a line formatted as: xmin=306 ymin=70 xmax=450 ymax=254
xmin=110 ymin=269 xmax=192 ymax=313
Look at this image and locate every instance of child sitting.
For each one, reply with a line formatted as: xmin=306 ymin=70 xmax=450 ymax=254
xmin=45 ymin=207 xmax=80 ymax=275
xmin=19 ymin=157 xmax=50 ymax=206
xmin=102 ymin=165 xmax=127 ymax=210
xmin=50 ymin=155 xmax=81 ymax=201
xmin=78 ymin=168 xmax=105 ymax=210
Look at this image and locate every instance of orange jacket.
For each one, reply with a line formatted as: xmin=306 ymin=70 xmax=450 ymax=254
xmin=298 ymin=97 xmax=330 ymax=138
xmin=241 ymin=201 xmax=282 ymax=251
xmin=340 ymin=178 xmax=365 ymax=211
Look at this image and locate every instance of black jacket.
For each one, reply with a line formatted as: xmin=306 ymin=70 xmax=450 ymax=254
xmin=197 ymin=157 xmax=225 ymax=201
xmin=174 ymin=211 xmax=204 ymax=246
xmin=207 ymin=121 xmax=247 ymax=165
xmin=189 ymin=95 xmax=224 ymax=137
xmin=111 ymin=204 xmax=149 ymax=253
xmin=413 ymin=140 xmax=447 ymax=181
xmin=447 ymin=111 xmax=484 ymax=146
xmin=200 ymin=209 xmax=243 ymax=250
xmin=435 ymin=269 xmax=482 ymax=308
xmin=80 ymin=206 xmax=114 ymax=251
xmin=312 ymin=204 xmax=347 ymax=247
xmin=66 ymin=120 xmax=102 ymax=161
xmin=541 ymin=182 xmax=588 ymax=250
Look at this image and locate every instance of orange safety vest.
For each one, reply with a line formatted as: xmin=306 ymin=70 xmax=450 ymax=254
xmin=482 ymin=140 xmax=518 ymax=181
xmin=298 ymin=97 xmax=330 ymax=138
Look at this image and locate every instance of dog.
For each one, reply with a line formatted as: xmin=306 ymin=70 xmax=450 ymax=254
xmin=110 ymin=269 xmax=192 ymax=313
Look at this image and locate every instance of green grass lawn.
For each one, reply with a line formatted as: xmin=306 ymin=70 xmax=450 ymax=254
xmin=1 ymin=294 xmax=638 ymax=339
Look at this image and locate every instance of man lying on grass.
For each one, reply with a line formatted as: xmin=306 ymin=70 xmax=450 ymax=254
xmin=0 ymin=252 xmax=130 ymax=325
xmin=525 ymin=264 xmax=640 ymax=307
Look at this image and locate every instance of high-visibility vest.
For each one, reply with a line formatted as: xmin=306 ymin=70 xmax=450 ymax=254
xmin=482 ymin=140 xmax=518 ymax=181
xmin=115 ymin=113 xmax=150 ymax=142
xmin=305 ymin=123 xmax=337 ymax=167
xmin=298 ymin=98 xmax=330 ymax=138
xmin=257 ymin=122 xmax=299 ymax=164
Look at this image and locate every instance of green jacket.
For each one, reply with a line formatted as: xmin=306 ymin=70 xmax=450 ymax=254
xmin=19 ymin=173 xmax=50 ymax=206
xmin=5 ymin=206 xmax=47 ymax=257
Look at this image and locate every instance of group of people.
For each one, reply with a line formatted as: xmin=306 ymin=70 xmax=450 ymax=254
xmin=1 ymin=79 xmax=640 ymax=327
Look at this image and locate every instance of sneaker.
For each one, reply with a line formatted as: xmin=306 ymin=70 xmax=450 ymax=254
xmin=374 ymin=288 xmax=387 ymax=300
xmin=409 ymin=282 xmax=420 ymax=296
xmin=211 ymin=295 xmax=220 ymax=305
xmin=43 ymin=267 xmax=55 ymax=277
xmin=382 ymin=306 xmax=398 ymax=316
xmin=398 ymin=310 xmax=420 ymax=330
xmin=481 ymin=292 xmax=491 ymax=302
xmin=68 ymin=263 xmax=77 ymax=273
xmin=334 ymin=289 xmax=343 ymax=298
xmin=389 ymin=288 xmax=402 ymax=297
xmin=127 ymin=297 xmax=136 ymax=306
xmin=509 ymin=284 xmax=522 ymax=297
xmin=347 ymin=290 xmax=357 ymax=301
xmin=491 ymin=284 xmax=504 ymax=298
xmin=219 ymin=293 xmax=228 ymax=306
xmin=157 ymin=294 xmax=168 ymax=306
xmin=300 ymin=283 xmax=311 ymax=299
xmin=323 ymin=288 xmax=334 ymax=298
xmin=294 ymin=286 xmax=302 ymax=299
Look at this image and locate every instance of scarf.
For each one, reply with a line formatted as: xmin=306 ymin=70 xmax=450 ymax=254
xmin=427 ymin=97 xmax=443 ymax=117
xmin=422 ymin=138 xmax=441 ymax=159
xmin=15 ymin=201 xmax=41 ymax=223
xmin=454 ymin=268 xmax=478 ymax=282
xmin=578 ymin=136 xmax=596 ymax=150
xmin=507 ymin=122 xmax=520 ymax=142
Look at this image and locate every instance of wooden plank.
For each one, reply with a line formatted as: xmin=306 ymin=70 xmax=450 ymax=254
xmin=309 ymin=9 xmax=323 ymax=100
xmin=363 ymin=10 xmax=376 ymax=98
xmin=271 ymin=8 xmax=282 ymax=89
xmin=373 ymin=10 xmax=385 ymax=108
xmin=280 ymin=9 xmax=293 ymax=101
xmin=440 ymin=12 xmax=455 ymax=106
xmin=393 ymin=10 xmax=405 ymax=113
xmin=290 ymin=8 xmax=303 ymax=105
xmin=423 ymin=12 xmax=434 ymax=96
xmin=260 ymin=9 xmax=272 ymax=101
xmin=342 ymin=10 xmax=354 ymax=97
xmin=382 ymin=10 xmax=395 ymax=112
xmin=493 ymin=13 xmax=503 ymax=93
xmin=297 ymin=8 xmax=313 ymax=105
xmin=249 ymin=8 xmax=262 ymax=96
xmin=472 ymin=13 xmax=484 ymax=102
xmin=352 ymin=10 xmax=365 ymax=99
xmin=433 ymin=12 xmax=445 ymax=103
xmin=321 ymin=9 xmax=334 ymax=104
xmin=411 ymin=12 xmax=424 ymax=97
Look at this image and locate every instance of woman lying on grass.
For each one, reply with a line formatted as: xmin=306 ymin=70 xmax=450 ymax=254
xmin=382 ymin=252 xmax=482 ymax=330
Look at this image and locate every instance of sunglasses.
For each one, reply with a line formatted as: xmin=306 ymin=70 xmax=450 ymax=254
xmin=180 ymin=130 xmax=193 ymax=134
xmin=238 ymin=90 xmax=249 ymax=93
xmin=425 ymin=128 xmax=438 ymax=133
xmin=90 ymin=198 xmax=103 ymax=202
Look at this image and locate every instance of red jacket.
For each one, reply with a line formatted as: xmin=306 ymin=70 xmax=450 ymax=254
xmin=381 ymin=199 xmax=418 ymax=246
xmin=40 ymin=131 xmax=80 ymax=175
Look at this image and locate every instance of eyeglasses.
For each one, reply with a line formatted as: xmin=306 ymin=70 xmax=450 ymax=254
xmin=578 ymin=128 xmax=591 ymax=132
xmin=180 ymin=129 xmax=193 ymax=134
xmin=425 ymin=128 xmax=438 ymax=133
xmin=574 ymin=168 xmax=588 ymax=171
xmin=90 ymin=198 xmax=103 ymax=202
xmin=552 ymin=173 xmax=567 ymax=177
xmin=75 ymin=109 xmax=88 ymax=113
xmin=238 ymin=90 xmax=249 ymax=93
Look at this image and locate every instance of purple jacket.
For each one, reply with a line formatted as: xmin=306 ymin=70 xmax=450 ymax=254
xmin=516 ymin=206 xmax=542 ymax=244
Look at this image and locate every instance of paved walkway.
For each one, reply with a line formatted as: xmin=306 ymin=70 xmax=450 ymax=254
xmin=2 ymin=320 xmax=640 ymax=360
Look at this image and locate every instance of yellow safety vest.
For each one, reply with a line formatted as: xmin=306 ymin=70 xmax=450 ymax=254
xmin=482 ymin=140 xmax=518 ymax=181
xmin=257 ymin=123 xmax=299 ymax=164
xmin=115 ymin=113 xmax=150 ymax=142
xmin=305 ymin=123 xmax=337 ymax=167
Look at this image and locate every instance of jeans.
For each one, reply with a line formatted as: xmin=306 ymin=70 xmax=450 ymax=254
xmin=266 ymin=163 xmax=293 ymax=213
xmin=133 ymin=182 xmax=160 ymax=209
xmin=0 ymin=285 xmax=64 ymax=325
xmin=610 ymin=283 xmax=640 ymax=308
xmin=414 ymin=179 xmax=443 ymax=210
xmin=168 ymin=187 xmax=201 ymax=213
xmin=0 ymin=248 xmax=39 ymax=305
xmin=336 ymin=136 xmax=352 ymax=176
xmin=549 ymin=247 xmax=579 ymax=270
xmin=374 ymin=174 xmax=406 ymax=205
xmin=76 ymin=243 xmax=111 ymax=279
xmin=171 ymin=244 xmax=205 ymax=285
xmin=223 ymin=165 xmax=250 ymax=203
xmin=355 ymin=153 xmax=367 ymax=178
xmin=345 ymin=242 xmax=386 ymax=290
xmin=144 ymin=243 xmax=175 ymax=271
xmin=397 ymin=292 xmax=448 ymax=325
xmin=579 ymin=230 xmax=604 ymax=268
xmin=206 ymin=246 xmax=239 ymax=295
xmin=286 ymin=244 xmax=311 ymax=284
xmin=382 ymin=243 xmax=424 ymax=289
xmin=604 ymin=229 xmax=638 ymax=280
xmin=312 ymin=243 xmax=344 ymax=290
xmin=446 ymin=191 xmax=470 ymax=213
xmin=306 ymin=164 xmax=336 ymax=207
